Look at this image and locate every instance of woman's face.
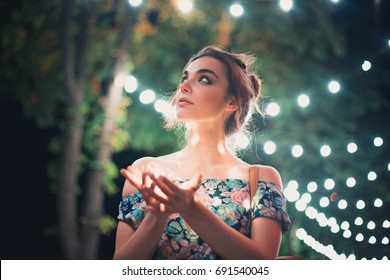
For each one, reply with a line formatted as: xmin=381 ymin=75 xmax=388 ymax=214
xmin=175 ymin=56 xmax=235 ymax=125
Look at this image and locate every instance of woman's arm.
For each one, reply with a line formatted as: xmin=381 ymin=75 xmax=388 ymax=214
xmin=180 ymin=199 xmax=281 ymax=259
xmin=114 ymin=212 xmax=168 ymax=259
xmin=149 ymin=166 xmax=283 ymax=259
xmin=114 ymin=159 xmax=170 ymax=260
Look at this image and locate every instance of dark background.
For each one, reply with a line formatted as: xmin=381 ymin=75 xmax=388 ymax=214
xmin=1 ymin=0 xmax=389 ymax=260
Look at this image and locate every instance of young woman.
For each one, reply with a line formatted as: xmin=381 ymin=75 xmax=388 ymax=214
xmin=114 ymin=46 xmax=291 ymax=260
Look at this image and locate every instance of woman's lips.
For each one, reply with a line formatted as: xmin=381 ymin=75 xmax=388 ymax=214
xmin=177 ymin=98 xmax=193 ymax=106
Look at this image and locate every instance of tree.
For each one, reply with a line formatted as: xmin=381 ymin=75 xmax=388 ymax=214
xmin=1 ymin=0 xmax=388 ymax=260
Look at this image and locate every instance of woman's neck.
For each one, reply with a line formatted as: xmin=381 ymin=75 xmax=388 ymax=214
xmin=181 ymin=126 xmax=234 ymax=165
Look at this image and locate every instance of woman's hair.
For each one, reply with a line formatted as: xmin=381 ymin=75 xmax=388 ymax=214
xmin=165 ymin=45 xmax=264 ymax=152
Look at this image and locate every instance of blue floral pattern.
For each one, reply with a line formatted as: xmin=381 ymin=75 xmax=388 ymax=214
xmin=117 ymin=179 xmax=291 ymax=260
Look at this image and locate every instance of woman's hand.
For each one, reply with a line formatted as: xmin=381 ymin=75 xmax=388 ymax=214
xmin=147 ymin=173 xmax=202 ymax=214
xmin=120 ymin=166 xmax=171 ymax=217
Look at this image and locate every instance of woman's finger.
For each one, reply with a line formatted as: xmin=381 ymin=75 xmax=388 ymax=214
xmin=120 ymin=169 xmax=142 ymax=190
xmin=147 ymin=172 xmax=176 ymax=197
xmin=190 ymin=174 xmax=202 ymax=191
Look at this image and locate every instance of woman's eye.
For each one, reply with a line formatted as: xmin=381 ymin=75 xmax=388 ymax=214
xmin=199 ymin=76 xmax=211 ymax=84
xmin=181 ymin=76 xmax=188 ymax=83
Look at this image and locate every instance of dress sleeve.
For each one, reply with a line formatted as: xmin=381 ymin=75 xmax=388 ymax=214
xmin=251 ymin=181 xmax=291 ymax=233
xmin=117 ymin=192 xmax=147 ymax=230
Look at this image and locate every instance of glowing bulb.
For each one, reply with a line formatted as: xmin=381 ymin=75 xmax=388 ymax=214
xmin=297 ymin=94 xmax=310 ymax=108
xmin=177 ymin=0 xmax=193 ymax=13
xmin=343 ymin=230 xmax=352 ymax=238
xmin=279 ymin=0 xmax=293 ymax=12
xmin=287 ymin=180 xmax=299 ymax=190
xmin=264 ymin=141 xmax=276 ymax=154
xmin=292 ymin=145 xmax=303 ymax=157
xmin=229 ymin=3 xmax=244 ymax=17
xmin=301 ymin=193 xmax=312 ymax=203
xmin=374 ymin=198 xmax=383 ymax=207
xmin=373 ymin=137 xmax=383 ymax=147
xmin=362 ymin=60 xmax=371 ymax=71
xmin=368 ymin=236 xmax=377 ymax=244
xmin=355 ymin=217 xmax=363 ymax=226
xmin=235 ymin=133 xmax=250 ymax=149
xmin=367 ymin=221 xmax=376 ymax=230
xmin=356 ymin=200 xmax=365 ymax=209
xmin=330 ymin=224 xmax=340 ymax=233
xmin=346 ymin=177 xmax=356 ymax=187
xmin=128 ymin=0 xmax=143 ymax=7
xmin=266 ymin=102 xmax=280 ymax=116
xmin=324 ymin=178 xmax=335 ymax=190
xmin=328 ymin=80 xmax=341 ymax=94
xmin=124 ymin=75 xmax=138 ymax=93
xmin=307 ymin=182 xmax=318 ymax=192
xmin=305 ymin=207 xmax=318 ymax=219
xmin=154 ymin=99 xmax=172 ymax=117
xmin=355 ymin=233 xmax=364 ymax=242
xmin=320 ymin=145 xmax=331 ymax=157
xmin=295 ymin=200 xmax=307 ymax=212
xmin=139 ymin=89 xmax=156 ymax=104
xmin=340 ymin=221 xmax=350 ymax=230
xmin=367 ymin=171 xmax=377 ymax=181
xmin=319 ymin=197 xmax=330 ymax=207
xmin=347 ymin=142 xmax=358 ymax=153
xmin=338 ymin=199 xmax=348 ymax=210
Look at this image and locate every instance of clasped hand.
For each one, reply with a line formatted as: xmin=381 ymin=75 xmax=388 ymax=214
xmin=120 ymin=166 xmax=202 ymax=215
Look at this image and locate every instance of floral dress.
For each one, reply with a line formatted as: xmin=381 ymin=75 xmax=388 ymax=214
xmin=117 ymin=178 xmax=291 ymax=260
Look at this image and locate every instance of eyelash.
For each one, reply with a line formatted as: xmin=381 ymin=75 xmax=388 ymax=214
xmin=181 ymin=75 xmax=211 ymax=84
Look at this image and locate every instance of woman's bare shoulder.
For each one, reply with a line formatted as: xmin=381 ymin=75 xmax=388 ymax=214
xmin=254 ymin=164 xmax=283 ymax=189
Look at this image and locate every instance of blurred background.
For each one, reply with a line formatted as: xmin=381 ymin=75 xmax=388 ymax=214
xmin=1 ymin=0 xmax=389 ymax=260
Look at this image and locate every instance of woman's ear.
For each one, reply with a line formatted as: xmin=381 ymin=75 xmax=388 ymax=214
xmin=225 ymin=96 xmax=239 ymax=112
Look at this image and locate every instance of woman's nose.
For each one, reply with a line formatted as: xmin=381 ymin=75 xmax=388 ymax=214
xmin=180 ymin=79 xmax=192 ymax=93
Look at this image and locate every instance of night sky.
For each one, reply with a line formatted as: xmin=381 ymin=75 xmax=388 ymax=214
xmin=1 ymin=0 xmax=389 ymax=260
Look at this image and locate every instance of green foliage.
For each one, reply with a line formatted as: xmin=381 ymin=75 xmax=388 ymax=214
xmin=2 ymin=0 xmax=388 ymax=259
xmin=98 ymin=214 xmax=117 ymax=236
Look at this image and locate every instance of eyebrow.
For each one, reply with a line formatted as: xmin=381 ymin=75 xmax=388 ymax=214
xmin=183 ymin=68 xmax=220 ymax=80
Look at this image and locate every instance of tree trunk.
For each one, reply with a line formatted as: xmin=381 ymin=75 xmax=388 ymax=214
xmin=58 ymin=0 xmax=91 ymax=259
xmin=79 ymin=2 xmax=137 ymax=259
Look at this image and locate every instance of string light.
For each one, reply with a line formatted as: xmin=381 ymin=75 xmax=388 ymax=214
xmin=292 ymin=144 xmax=303 ymax=157
xmin=297 ymin=93 xmax=310 ymax=108
xmin=177 ymin=0 xmax=193 ymax=13
xmin=124 ymin=75 xmax=138 ymax=93
xmin=307 ymin=182 xmax=318 ymax=192
xmin=229 ymin=3 xmax=244 ymax=17
xmin=362 ymin=60 xmax=371 ymax=71
xmin=266 ymin=102 xmax=280 ymax=116
xmin=373 ymin=137 xmax=383 ymax=147
xmin=320 ymin=145 xmax=331 ymax=157
xmin=346 ymin=177 xmax=356 ymax=187
xmin=120 ymin=2 xmax=389 ymax=260
xmin=328 ymin=80 xmax=341 ymax=94
xmin=356 ymin=200 xmax=365 ymax=210
xmin=128 ymin=0 xmax=143 ymax=7
xmin=139 ymin=89 xmax=156 ymax=104
xmin=367 ymin=221 xmax=376 ymax=230
xmin=279 ymin=0 xmax=293 ymax=12
xmin=374 ymin=198 xmax=383 ymax=207
xmin=235 ymin=133 xmax=250 ymax=149
xmin=355 ymin=217 xmax=363 ymax=226
xmin=347 ymin=142 xmax=358 ymax=153
xmin=324 ymin=178 xmax=335 ymax=190
xmin=367 ymin=171 xmax=377 ymax=181
xmin=264 ymin=140 xmax=277 ymax=154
